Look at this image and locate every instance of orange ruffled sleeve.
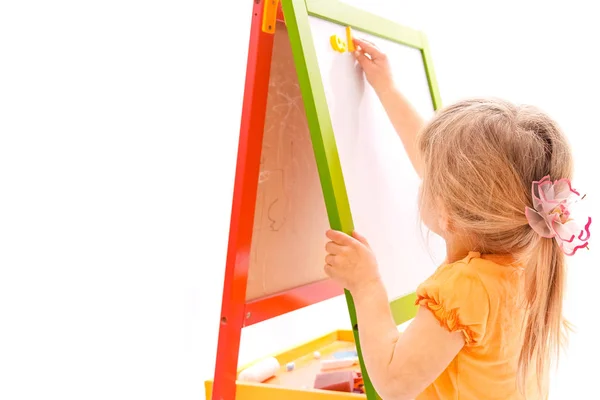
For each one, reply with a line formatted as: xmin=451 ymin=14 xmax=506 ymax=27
xmin=415 ymin=262 xmax=490 ymax=346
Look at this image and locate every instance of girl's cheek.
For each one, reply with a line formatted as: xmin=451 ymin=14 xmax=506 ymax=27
xmin=420 ymin=206 xmax=440 ymax=233
xmin=419 ymin=189 xmax=442 ymax=235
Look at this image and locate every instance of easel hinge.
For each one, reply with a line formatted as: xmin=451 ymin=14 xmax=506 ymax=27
xmin=261 ymin=0 xmax=280 ymax=34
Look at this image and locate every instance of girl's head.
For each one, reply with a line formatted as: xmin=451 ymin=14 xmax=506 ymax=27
xmin=418 ymin=98 xmax=573 ymax=394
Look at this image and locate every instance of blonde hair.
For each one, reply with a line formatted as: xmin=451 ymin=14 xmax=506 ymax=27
xmin=418 ymin=98 xmax=572 ymax=396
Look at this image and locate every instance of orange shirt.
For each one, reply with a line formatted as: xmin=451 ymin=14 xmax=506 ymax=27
xmin=415 ymin=252 xmax=539 ymax=400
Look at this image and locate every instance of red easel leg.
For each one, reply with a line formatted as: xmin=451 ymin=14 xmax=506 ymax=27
xmin=211 ymin=1 xmax=276 ymax=399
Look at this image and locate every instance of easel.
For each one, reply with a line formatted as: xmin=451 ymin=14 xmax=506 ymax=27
xmin=210 ymin=1 xmax=347 ymax=399
xmin=210 ymin=0 xmax=441 ymax=398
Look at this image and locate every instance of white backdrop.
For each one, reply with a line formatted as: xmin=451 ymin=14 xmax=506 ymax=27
xmin=1 ymin=1 xmax=598 ymax=399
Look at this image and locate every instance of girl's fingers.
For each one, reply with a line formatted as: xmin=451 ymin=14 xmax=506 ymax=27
xmin=354 ymin=48 xmax=371 ymax=68
xmin=326 ymin=230 xmax=354 ymax=246
xmin=325 ymin=241 xmax=344 ymax=255
xmin=353 ymin=38 xmax=384 ymax=60
xmin=325 ymin=254 xmax=336 ymax=265
xmin=351 ymin=231 xmax=369 ymax=246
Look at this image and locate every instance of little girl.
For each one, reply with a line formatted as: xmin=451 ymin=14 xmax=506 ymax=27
xmin=324 ymin=38 xmax=592 ymax=399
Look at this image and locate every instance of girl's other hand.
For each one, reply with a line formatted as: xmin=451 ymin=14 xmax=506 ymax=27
xmin=324 ymin=230 xmax=381 ymax=294
xmin=353 ymin=38 xmax=394 ymax=96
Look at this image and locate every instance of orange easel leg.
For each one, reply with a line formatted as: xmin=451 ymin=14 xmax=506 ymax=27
xmin=211 ymin=1 xmax=277 ymax=399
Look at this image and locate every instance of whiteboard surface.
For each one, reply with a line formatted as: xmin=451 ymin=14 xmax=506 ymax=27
xmin=308 ymin=16 xmax=446 ymax=300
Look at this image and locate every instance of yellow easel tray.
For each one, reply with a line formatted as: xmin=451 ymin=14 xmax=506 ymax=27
xmin=205 ymin=330 xmax=365 ymax=399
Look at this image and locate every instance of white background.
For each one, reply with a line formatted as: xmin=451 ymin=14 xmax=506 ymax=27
xmin=1 ymin=1 xmax=598 ymax=399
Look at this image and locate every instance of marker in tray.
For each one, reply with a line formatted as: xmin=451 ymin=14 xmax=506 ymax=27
xmin=319 ymin=357 xmax=359 ymax=371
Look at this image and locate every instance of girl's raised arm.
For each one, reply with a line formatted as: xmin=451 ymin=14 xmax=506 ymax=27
xmin=353 ymin=38 xmax=425 ymax=178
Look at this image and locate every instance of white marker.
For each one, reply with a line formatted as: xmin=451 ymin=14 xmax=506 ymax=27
xmin=319 ymin=357 xmax=358 ymax=371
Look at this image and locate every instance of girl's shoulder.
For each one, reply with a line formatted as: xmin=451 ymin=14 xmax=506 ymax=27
xmin=415 ymin=252 xmax=520 ymax=346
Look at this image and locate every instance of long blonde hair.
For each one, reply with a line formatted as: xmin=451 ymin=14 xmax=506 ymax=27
xmin=417 ymin=98 xmax=572 ymax=396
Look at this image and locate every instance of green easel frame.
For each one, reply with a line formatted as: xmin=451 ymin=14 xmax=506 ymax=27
xmin=280 ymin=0 xmax=442 ymax=398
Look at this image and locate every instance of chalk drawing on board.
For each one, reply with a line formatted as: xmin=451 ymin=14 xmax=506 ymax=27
xmin=308 ymin=17 xmax=446 ymax=302
xmin=246 ymin=21 xmax=331 ymax=302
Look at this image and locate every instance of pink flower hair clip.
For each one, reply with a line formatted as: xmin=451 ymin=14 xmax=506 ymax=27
xmin=525 ymin=176 xmax=592 ymax=256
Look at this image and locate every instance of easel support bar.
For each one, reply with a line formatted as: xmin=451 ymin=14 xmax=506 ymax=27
xmin=262 ymin=0 xmax=281 ymax=34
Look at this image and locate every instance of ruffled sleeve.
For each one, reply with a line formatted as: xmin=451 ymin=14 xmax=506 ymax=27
xmin=415 ymin=261 xmax=490 ymax=346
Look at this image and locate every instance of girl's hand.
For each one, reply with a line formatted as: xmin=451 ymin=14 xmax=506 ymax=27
xmin=353 ymin=38 xmax=394 ymax=96
xmin=324 ymin=230 xmax=381 ymax=293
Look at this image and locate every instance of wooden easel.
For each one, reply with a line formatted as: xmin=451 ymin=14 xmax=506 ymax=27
xmin=209 ymin=2 xmax=347 ymax=399
xmin=209 ymin=1 xmax=442 ymax=398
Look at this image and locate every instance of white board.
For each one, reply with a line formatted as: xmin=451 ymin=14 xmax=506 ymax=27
xmin=308 ymin=17 xmax=446 ymax=301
